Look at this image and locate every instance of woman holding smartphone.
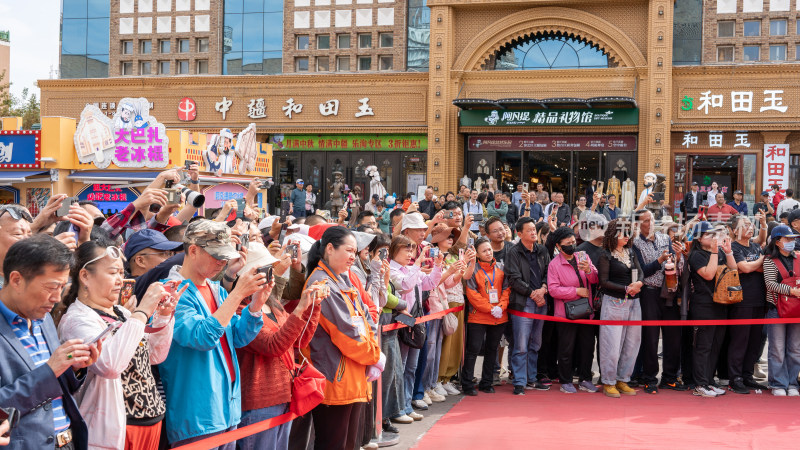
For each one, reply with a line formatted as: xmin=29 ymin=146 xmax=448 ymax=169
xmin=58 ymin=241 xmax=179 ymax=449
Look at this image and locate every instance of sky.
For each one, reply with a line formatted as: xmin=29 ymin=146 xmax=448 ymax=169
xmin=0 ymin=0 xmax=61 ymax=100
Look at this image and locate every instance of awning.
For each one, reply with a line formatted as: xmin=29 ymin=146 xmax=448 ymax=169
xmin=69 ymin=171 xmax=162 ymax=185
xmin=0 ymin=170 xmax=50 ymax=184
xmin=453 ymin=96 xmax=637 ymax=110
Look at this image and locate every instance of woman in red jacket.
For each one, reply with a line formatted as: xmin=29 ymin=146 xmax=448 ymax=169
xmin=461 ymin=237 xmax=510 ymax=396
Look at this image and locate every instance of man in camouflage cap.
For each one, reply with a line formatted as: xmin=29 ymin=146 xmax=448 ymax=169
xmin=183 ymin=219 xmax=242 ymax=261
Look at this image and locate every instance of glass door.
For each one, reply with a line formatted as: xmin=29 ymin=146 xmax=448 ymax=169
xmin=497 ymin=151 xmax=522 ymax=192
xmin=302 ymin=152 xmax=325 ymax=209
xmin=572 ymin=152 xmax=601 ymax=206
xmin=526 ymin=151 xmax=570 ymax=200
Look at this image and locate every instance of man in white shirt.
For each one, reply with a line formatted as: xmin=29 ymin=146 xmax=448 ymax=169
xmin=511 ymin=184 xmax=524 ymax=207
xmin=463 ymin=189 xmax=483 ymax=232
xmin=777 ymin=189 xmax=800 ymax=218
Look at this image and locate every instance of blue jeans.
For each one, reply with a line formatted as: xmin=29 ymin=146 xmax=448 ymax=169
xmin=170 ymin=426 xmax=237 ymax=449
xmin=412 ymin=335 xmax=429 ymax=401
xmin=509 ymin=300 xmax=546 ymax=387
xmin=766 ymin=307 xmax=800 ymax=389
xmin=398 ymin=342 xmax=420 ymax=415
xmin=422 ymin=319 xmax=443 ymax=391
xmin=237 ymin=403 xmax=291 ymax=450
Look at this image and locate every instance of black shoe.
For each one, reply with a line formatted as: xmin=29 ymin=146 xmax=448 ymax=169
xmin=538 ymin=376 xmax=553 ymax=386
xmin=728 ymin=378 xmax=750 ymax=394
xmin=627 ymin=378 xmax=640 ymax=388
xmin=526 ymin=381 xmax=551 ymax=391
xmin=464 ymin=388 xmax=478 ymax=396
xmin=382 ymin=422 xmax=400 ymax=434
xmin=643 ymin=383 xmax=658 ymax=394
xmin=743 ymin=378 xmax=768 ymax=390
xmin=479 ymin=386 xmax=495 ymax=394
xmin=513 ymin=385 xmax=526 ymax=395
xmin=659 ymin=381 xmax=689 ymax=391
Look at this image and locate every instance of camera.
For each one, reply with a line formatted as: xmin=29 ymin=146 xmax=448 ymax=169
xmin=164 ymin=180 xmax=181 ymax=205
xmin=286 ymin=243 xmax=299 ymax=259
xmin=447 ymin=211 xmax=454 ymax=219
xmin=259 ymin=177 xmax=275 ymax=190
xmin=56 ymin=197 xmax=76 ymax=217
xmin=651 ymin=192 xmax=665 ymax=202
xmin=378 ymin=248 xmax=388 ymax=261
xmin=257 ymin=265 xmax=273 ymax=283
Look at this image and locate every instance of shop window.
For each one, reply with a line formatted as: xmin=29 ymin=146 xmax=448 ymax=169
xmin=718 ymin=21 xmax=735 ymax=38
xmin=159 ymin=39 xmax=171 ymax=53
xmin=159 ymin=60 xmax=170 ymax=74
xmin=744 ymin=20 xmax=761 ymax=36
xmin=122 ymin=40 xmax=133 ymax=54
xmin=197 ymin=59 xmax=209 ymax=74
xmin=139 ymin=61 xmax=151 ymax=75
xmin=743 ymin=45 xmax=760 ymax=61
xmin=770 ymin=44 xmax=787 ymax=60
xmin=717 ymin=46 xmax=734 ymax=62
xmin=379 ymin=32 xmax=393 ymax=48
xmin=337 ymin=34 xmax=350 ymax=49
xmin=140 ymin=40 xmax=152 ymax=54
xmin=358 ymin=33 xmax=372 ymax=49
xmin=379 ymin=55 xmax=393 ymax=70
xmin=297 ymin=35 xmax=309 ymax=50
xmin=296 ymin=57 xmax=309 ymax=71
xmin=197 ymin=37 xmax=209 ymax=52
xmin=796 ymin=45 xmax=800 ymax=60
xmin=336 ymin=56 xmax=350 ymax=71
xmin=317 ymin=35 xmax=330 ymax=50
xmin=317 ymin=56 xmax=329 ymax=71
xmin=493 ymin=32 xmax=611 ymax=70
xmin=121 ymin=61 xmax=133 ymax=75
xmin=177 ymin=60 xmax=189 ymax=74
xmin=770 ymin=19 xmax=787 ymax=36
xmin=178 ymin=38 xmax=190 ymax=53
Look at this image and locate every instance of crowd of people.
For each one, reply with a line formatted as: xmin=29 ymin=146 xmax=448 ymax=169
xmin=1 ymin=165 xmax=800 ymax=450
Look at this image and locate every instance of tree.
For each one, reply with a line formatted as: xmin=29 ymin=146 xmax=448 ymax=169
xmin=0 ymin=70 xmax=13 ymax=117
xmin=0 ymin=71 xmax=41 ymax=129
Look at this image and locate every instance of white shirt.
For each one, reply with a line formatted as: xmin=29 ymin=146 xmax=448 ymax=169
xmin=777 ymin=198 xmax=800 ymax=218
xmin=705 ymin=189 xmax=718 ymax=206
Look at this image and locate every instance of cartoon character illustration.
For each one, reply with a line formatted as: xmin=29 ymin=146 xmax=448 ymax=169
xmin=74 ymin=105 xmax=116 ymax=168
xmin=485 ymin=110 xmax=500 ymax=125
xmin=203 ymin=128 xmax=236 ymax=176
xmin=639 ymin=172 xmax=657 ymax=206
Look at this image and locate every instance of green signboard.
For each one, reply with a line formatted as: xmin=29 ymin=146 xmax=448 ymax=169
xmin=460 ymin=108 xmax=639 ymax=127
xmin=277 ymin=134 xmax=427 ymax=151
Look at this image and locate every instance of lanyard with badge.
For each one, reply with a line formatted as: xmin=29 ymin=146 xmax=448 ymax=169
xmin=480 ymin=266 xmax=499 ymax=304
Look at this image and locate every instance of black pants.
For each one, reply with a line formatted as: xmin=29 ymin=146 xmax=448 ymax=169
xmin=680 ymin=325 xmax=695 ymax=386
xmin=312 ymin=402 xmax=366 ymax=450
xmin=556 ymin=322 xmax=594 ymax=384
xmin=538 ymin=298 xmax=559 ymax=380
xmin=639 ymin=286 xmax=682 ymax=384
xmin=462 ymin=322 xmax=505 ymax=390
xmin=727 ymin=306 xmax=766 ymax=380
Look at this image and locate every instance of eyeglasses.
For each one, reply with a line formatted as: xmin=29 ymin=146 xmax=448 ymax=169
xmin=0 ymin=205 xmax=33 ymax=223
xmin=82 ymin=246 xmax=124 ymax=270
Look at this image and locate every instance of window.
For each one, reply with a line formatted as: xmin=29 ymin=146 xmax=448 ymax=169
xmin=743 ymin=45 xmax=760 ymax=61
xmin=178 ymin=39 xmax=190 ymax=53
xmin=197 ymin=59 xmax=208 ymax=74
xmin=317 ymin=35 xmax=330 ymax=50
xmin=317 ymin=56 xmax=329 ymax=71
xmin=140 ymin=40 xmax=152 ymax=54
xmin=494 ymin=33 xmax=610 ymax=70
xmin=358 ymin=33 xmax=372 ymax=49
xmin=770 ymin=44 xmax=787 ymax=60
xmin=296 ymin=57 xmax=309 ymax=71
xmin=122 ymin=40 xmax=133 ymax=54
xmin=177 ymin=60 xmax=189 ymax=74
xmin=379 ymin=55 xmax=393 ymax=70
xmin=337 ymin=34 xmax=350 ymax=49
xmin=197 ymin=38 xmax=209 ymax=53
xmin=336 ymin=56 xmax=350 ymax=71
xmin=139 ymin=61 xmax=151 ymax=75
xmin=718 ymin=21 xmax=735 ymax=37
xmin=770 ymin=19 xmax=787 ymax=36
xmin=797 ymin=45 xmax=800 ymax=60
xmin=358 ymin=55 xmax=371 ymax=70
xmin=297 ymin=35 xmax=309 ymax=50
xmin=379 ymin=32 xmax=393 ymax=48
xmin=121 ymin=61 xmax=133 ymax=75
xmin=744 ymin=20 xmax=761 ymax=36
xmin=159 ymin=60 xmax=170 ymax=74
xmin=159 ymin=39 xmax=170 ymax=53
xmin=717 ymin=46 xmax=734 ymax=62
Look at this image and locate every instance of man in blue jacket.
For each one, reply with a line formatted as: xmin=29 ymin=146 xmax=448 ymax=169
xmin=0 ymin=235 xmax=100 ymax=449
xmin=159 ymin=220 xmax=269 ymax=448
xmin=289 ymin=179 xmax=306 ymax=218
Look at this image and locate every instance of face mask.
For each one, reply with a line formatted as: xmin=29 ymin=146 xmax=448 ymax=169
xmin=644 ymin=182 xmax=653 ymax=188
xmin=560 ymin=244 xmax=576 ymax=256
xmin=783 ymin=241 xmax=796 ymax=252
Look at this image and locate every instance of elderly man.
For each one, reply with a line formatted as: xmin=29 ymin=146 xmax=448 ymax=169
xmin=0 ymin=206 xmax=33 ymax=289
xmin=707 ymin=193 xmax=738 ymax=223
xmin=289 ymin=179 xmax=306 ymax=218
xmin=0 ymin=235 xmax=101 ymax=450
xmin=417 ymin=187 xmax=437 ymax=220
xmin=123 ymin=229 xmax=184 ymax=279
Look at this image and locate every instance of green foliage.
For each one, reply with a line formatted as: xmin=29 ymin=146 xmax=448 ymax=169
xmin=0 ymin=70 xmax=40 ymax=129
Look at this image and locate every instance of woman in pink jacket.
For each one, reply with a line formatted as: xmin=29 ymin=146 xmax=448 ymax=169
xmin=547 ymin=227 xmax=599 ymax=395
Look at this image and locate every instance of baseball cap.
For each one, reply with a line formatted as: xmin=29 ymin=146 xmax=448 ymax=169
xmin=788 ymin=209 xmax=800 ymax=224
xmin=401 ymin=212 xmax=427 ymax=231
xmin=123 ymin=229 xmax=183 ymax=260
xmin=691 ymin=181 xmax=698 ymax=186
xmin=183 ymin=219 xmax=240 ymax=260
xmin=762 ymin=191 xmax=771 ymax=196
xmin=772 ymin=224 xmax=800 ymax=240
xmin=690 ymin=221 xmax=715 ymax=236
xmin=372 ymin=194 xmax=380 ymax=200
xmin=296 ymin=179 xmax=304 ymax=185
xmin=734 ymin=190 xmax=743 ymax=195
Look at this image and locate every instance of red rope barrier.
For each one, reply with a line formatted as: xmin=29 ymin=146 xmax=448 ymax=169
xmin=507 ymin=309 xmax=800 ymax=326
xmin=172 ymin=412 xmax=297 ymax=450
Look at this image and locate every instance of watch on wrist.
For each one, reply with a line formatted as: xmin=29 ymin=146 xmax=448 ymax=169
xmin=223 ymin=273 xmax=236 ymax=283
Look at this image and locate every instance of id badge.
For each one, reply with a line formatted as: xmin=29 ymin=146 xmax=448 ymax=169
xmin=352 ymin=315 xmax=366 ymax=336
xmin=489 ymin=289 xmax=499 ymax=304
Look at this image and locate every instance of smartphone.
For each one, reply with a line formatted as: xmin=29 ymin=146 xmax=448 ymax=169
xmin=257 ymin=265 xmax=274 ymax=283
xmin=447 ymin=211 xmax=454 ymax=219
xmin=286 ymin=243 xmax=299 ymax=259
xmin=522 ymin=182 xmax=529 ymax=191
xmin=577 ymin=251 xmax=588 ymax=265
xmin=651 ymin=192 xmax=665 ymax=202
xmin=69 ymin=223 xmax=80 ymax=241
xmin=597 ymin=181 xmax=605 ymax=195
xmin=467 ymin=238 xmax=475 ymax=248
xmin=394 ymin=314 xmax=417 ymax=328
xmin=236 ymin=198 xmax=246 ymax=219
xmin=0 ymin=407 xmax=19 ymax=437
xmin=429 ymin=247 xmax=439 ymax=259
xmin=185 ymin=160 xmax=196 ymax=170
xmin=458 ymin=248 xmax=464 ymax=259
xmin=119 ymin=279 xmax=135 ymax=306
xmin=378 ymin=248 xmax=388 ymax=261
xmin=87 ymin=321 xmax=122 ymax=345
xmin=56 ymin=197 xmax=75 ymax=217
xmin=238 ymin=232 xmax=250 ymax=251
xmin=471 ymin=213 xmax=483 ymax=222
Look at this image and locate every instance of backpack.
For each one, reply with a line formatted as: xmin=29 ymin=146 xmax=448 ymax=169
xmin=713 ymin=266 xmax=743 ymax=304
xmin=771 ymin=256 xmax=800 ymax=318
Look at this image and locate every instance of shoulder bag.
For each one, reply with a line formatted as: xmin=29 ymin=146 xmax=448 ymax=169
xmin=772 ymin=257 xmax=800 ymax=318
xmin=280 ymin=300 xmax=326 ymax=417
xmin=398 ymin=287 xmax=427 ymax=349
xmin=565 ymin=263 xmax=592 ymax=320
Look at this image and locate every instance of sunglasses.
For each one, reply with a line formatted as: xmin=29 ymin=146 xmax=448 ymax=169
xmin=0 ymin=205 xmax=33 ymax=223
xmin=82 ymin=246 xmax=124 ymax=271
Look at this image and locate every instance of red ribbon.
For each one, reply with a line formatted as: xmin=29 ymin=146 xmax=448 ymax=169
xmin=381 ymin=305 xmax=465 ymax=331
xmin=172 ymin=411 xmax=297 ymax=450
xmin=507 ymin=309 xmax=800 ymax=326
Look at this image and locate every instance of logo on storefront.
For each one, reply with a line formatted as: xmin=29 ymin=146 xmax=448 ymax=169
xmin=178 ymin=97 xmax=197 ymax=121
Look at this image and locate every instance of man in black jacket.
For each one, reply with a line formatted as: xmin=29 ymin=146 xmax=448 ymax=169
xmin=682 ymin=182 xmax=703 ymax=219
xmin=504 ymin=217 xmax=552 ymax=395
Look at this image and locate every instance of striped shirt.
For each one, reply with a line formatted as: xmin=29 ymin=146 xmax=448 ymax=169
xmin=764 ymin=256 xmax=795 ymax=305
xmin=0 ymin=300 xmax=71 ymax=433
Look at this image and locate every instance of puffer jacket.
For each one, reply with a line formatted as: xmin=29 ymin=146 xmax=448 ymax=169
xmin=464 ymin=259 xmax=510 ymax=325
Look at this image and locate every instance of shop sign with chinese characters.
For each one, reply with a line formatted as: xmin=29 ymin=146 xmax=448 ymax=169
xmin=674 ymin=131 xmax=755 ymax=149
xmin=459 ymin=108 xmax=639 ymax=127
xmin=676 ymin=89 xmax=796 ymax=119
xmin=212 ymin=96 xmax=376 ymax=121
xmin=764 ymin=144 xmax=790 ymax=191
xmin=0 ymin=130 xmax=41 ymax=169
xmin=275 ymin=134 xmax=427 ymax=151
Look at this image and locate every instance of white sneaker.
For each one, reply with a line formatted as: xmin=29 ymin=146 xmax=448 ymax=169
xmin=434 ymin=382 xmax=448 ymax=397
xmin=773 ymin=388 xmax=787 ymax=397
xmin=390 ymin=414 xmax=413 ymax=424
xmin=427 ymin=389 xmax=446 ymax=402
xmin=422 ymin=392 xmax=433 ymax=405
xmin=443 ymin=382 xmax=461 ymax=395
xmin=408 ymin=411 xmax=424 ymax=421
xmin=754 ymin=364 xmax=767 ymax=379
xmin=710 ymin=385 xmax=726 ymax=396
xmin=411 ymin=399 xmax=428 ymax=410
xmin=693 ymin=386 xmax=717 ymax=397
xmin=788 ymin=387 xmax=800 ymax=397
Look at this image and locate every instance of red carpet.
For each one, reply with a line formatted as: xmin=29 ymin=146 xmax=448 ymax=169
xmin=414 ymin=384 xmax=800 ymax=449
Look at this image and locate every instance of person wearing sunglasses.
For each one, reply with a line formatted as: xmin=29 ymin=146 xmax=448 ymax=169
xmin=0 ymin=205 xmax=34 ymax=289
xmin=123 ymin=230 xmax=183 ymax=279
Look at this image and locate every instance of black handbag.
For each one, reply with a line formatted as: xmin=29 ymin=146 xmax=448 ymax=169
xmin=398 ymin=287 xmax=426 ymax=349
xmin=565 ymin=261 xmax=592 ymax=320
